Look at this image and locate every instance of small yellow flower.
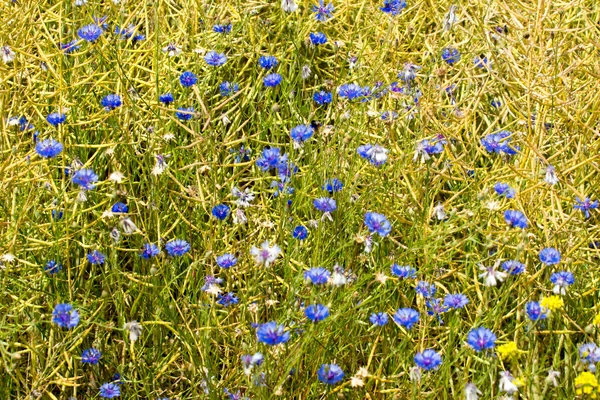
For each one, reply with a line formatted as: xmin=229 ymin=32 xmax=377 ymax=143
xmin=496 ymin=342 xmax=520 ymax=359
xmin=575 ymin=371 xmax=599 ymax=398
xmin=593 ymin=313 xmax=600 ymax=326
xmin=540 ymin=295 xmax=564 ymax=312
xmin=513 ymin=377 xmax=525 ymax=387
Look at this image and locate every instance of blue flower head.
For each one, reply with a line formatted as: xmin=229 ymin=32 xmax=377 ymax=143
xmin=574 ymin=197 xmax=599 ymax=219
xmin=290 ymin=125 xmax=313 ymax=142
xmin=370 ymin=312 xmax=389 ymax=326
xmin=313 ymin=197 xmax=337 ymax=213
xmin=414 ymin=349 xmax=442 ymax=371
xmin=322 ymin=178 xmax=343 ymax=193
xmin=256 ymin=147 xmax=282 ymax=171
xmin=504 ymin=209 xmax=528 ymax=229
xmin=78 ymin=24 xmax=104 ymax=42
xmin=443 ymin=293 xmax=469 ymax=309
xmin=393 ymin=308 xmax=420 ymax=329
xmin=140 ymin=243 xmax=161 ymax=259
xmin=220 ymin=81 xmax=239 ymax=96
xmin=263 ymin=73 xmax=282 ymax=88
xmin=176 ymin=107 xmax=194 ymax=121
xmin=35 ymin=139 xmax=63 ymax=158
xmin=179 ymin=71 xmax=198 ymax=87
xmin=313 ymin=90 xmax=333 ymax=105
xmin=165 ymin=239 xmax=190 ymax=257
xmin=380 ymin=0 xmax=407 ymax=15
xmin=494 ymin=183 xmax=516 ymax=198
xmin=364 ymin=212 xmax=392 ymax=237
xmin=309 ymin=32 xmax=327 ymax=45
xmin=60 ymin=40 xmax=80 ymax=53
xmin=539 ymin=247 xmax=561 ymax=265
xmin=101 ymin=94 xmax=122 ymax=111
xmin=72 ymin=169 xmax=98 ymax=190
xmin=441 ymin=47 xmax=461 ymax=65
xmin=390 ymin=264 xmax=416 ymax=279
xmin=45 ymin=260 xmax=63 ymax=275
xmin=159 ymin=93 xmax=174 ymax=104
xmin=317 ymin=364 xmax=344 ymax=385
xmin=111 ymin=202 xmax=128 ymax=213
xmin=81 ymin=348 xmax=102 ymax=364
xmin=481 ymin=130 xmax=519 ymax=155
xmin=258 ymin=55 xmax=278 ymax=70
xmin=304 ymin=267 xmax=330 ymax=284
xmin=52 ymin=303 xmax=80 ymax=329
xmin=204 ymin=51 xmax=227 ymax=66
xmin=216 ymin=253 xmax=238 ymax=269
xmin=312 ymin=0 xmax=334 ymax=22
xmin=256 ymin=321 xmax=290 ymax=346
xmin=217 ymin=292 xmax=239 ymax=307
xmin=467 ymin=327 xmax=497 ymax=352
xmin=213 ymin=24 xmax=232 ymax=33
xmin=292 ymin=225 xmax=308 ymax=240
xmin=46 ymin=113 xmax=66 ymax=126
xmin=339 ymin=83 xmax=365 ymax=101
xmin=525 ymin=301 xmax=547 ymax=321
xmin=99 ymin=382 xmax=120 ymax=399
xmin=305 ymin=304 xmax=330 ymax=322
xmin=212 ymin=204 xmax=231 ymax=220
xmin=550 ymin=271 xmax=574 ymax=294
xmin=416 ymin=281 xmax=436 ymax=298
xmin=52 ymin=210 xmax=64 ymax=220
xmin=87 ymin=250 xmax=106 ymax=265
xmin=501 ymin=260 xmax=526 ymax=275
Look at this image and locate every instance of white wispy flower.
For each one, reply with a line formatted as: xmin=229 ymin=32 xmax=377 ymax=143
xmin=232 ymin=187 xmax=255 ymax=207
xmin=478 ymin=260 xmax=507 ymax=287
xmin=443 ymin=5 xmax=458 ymax=31
xmin=162 ymin=43 xmax=182 ymax=57
xmin=109 ymin=171 xmax=124 ymax=183
xmin=124 ymin=320 xmax=142 ymax=342
xmin=350 ymin=376 xmax=364 ymax=387
xmin=1 ymin=254 xmax=16 ymax=263
xmin=498 ymin=371 xmax=519 ymax=395
xmin=301 ymin=64 xmax=311 ymax=79
xmin=409 ymin=366 xmax=421 ymax=383
xmin=152 ymin=154 xmax=168 ymax=176
xmin=281 ymin=0 xmax=298 ymax=12
xmin=119 ymin=217 xmax=138 ymax=235
xmin=330 ymin=264 xmax=348 ymax=286
xmin=545 ymin=370 xmax=560 ymax=387
xmin=76 ymin=190 xmax=87 ymax=203
xmin=250 ymin=241 xmax=281 ymax=267
xmin=465 ymin=383 xmax=482 ymax=400
xmin=75 ymin=0 xmax=88 ymax=6
xmin=545 ymin=165 xmax=558 ymax=185
xmin=233 ymin=209 xmax=247 ymax=225
xmin=2 ymin=46 xmax=16 ymax=64
xmin=433 ymin=203 xmax=447 ymax=220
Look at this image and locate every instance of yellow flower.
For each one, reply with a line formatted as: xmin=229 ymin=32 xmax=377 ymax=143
xmin=593 ymin=313 xmax=600 ymax=326
xmin=575 ymin=371 xmax=599 ymax=398
xmin=496 ymin=342 xmax=520 ymax=359
xmin=540 ymin=295 xmax=564 ymax=312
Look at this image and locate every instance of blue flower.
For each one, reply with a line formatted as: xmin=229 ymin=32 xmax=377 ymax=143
xmin=72 ymin=169 xmax=98 ymax=190
xmin=501 ymin=260 xmax=526 ymax=275
xmin=504 ymin=209 xmax=528 ymax=229
xmin=390 ymin=264 xmax=416 ymax=279
xmin=550 ymin=271 xmax=574 ymax=295
xmin=179 ymin=71 xmax=198 ymax=87
xmin=213 ymin=24 xmax=232 ymax=33
xmin=313 ymin=90 xmax=333 ymax=105
xmin=101 ymin=94 xmax=122 ymax=111
xmin=60 ymin=40 xmax=80 ymax=53
xmin=574 ymin=197 xmax=599 ymax=219
xmin=305 ymin=304 xmax=330 ymax=322
xmin=217 ymin=292 xmax=239 ymax=307
xmin=304 ymin=267 xmax=330 ymax=284
xmin=381 ymin=111 xmax=398 ymax=121
xmin=392 ymin=308 xmax=420 ymax=329
xmin=443 ymin=293 xmax=469 ymax=309
xmin=45 ymin=260 xmax=62 ymax=275
xmin=78 ymin=24 xmax=104 ymax=42
xmin=525 ymin=301 xmax=547 ymax=321
xmin=579 ymin=343 xmax=600 ymax=368
xmin=220 ymin=81 xmax=239 ymax=96
xmin=35 ymin=139 xmax=63 ymax=158
xmin=474 ymin=55 xmax=490 ymax=69
xmin=322 ymin=178 xmax=343 ymax=193
xmin=140 ymin=243 xmax=161 ymax=259
xmin=414 ymin=349 xmax=442 ymax=371
xmin=263 ymin=73 xmax=282 ymax=87
xmin=52 ymin=210 xmax=64 ymax=220
xmin=204 ymin=51 xmax=227 ymax=66
xmin=481 ymin=130 xmax=519 ymax=155
xmin=539 ymin=247 xmax=561 ymax=265
xmin=357 ymin=144 xmax=388 ymax=166
xmin=317 ymin=364 xmax=344 ymax=385
xmin=212 ymin=204 xmax=231 ymax=220
xmin=81 ymin=348 xmax=102 ymax=364
xmin=165 ymin=239 xmax=190 ymax=257
xmin=309 ymin=32 xmax=327 ymax=45
xmin=380 ymin=0 xmax=406 ymax=15
xmin=159 ymin=93 xmax=174 ymax=104
xmin=87 ymin=250 xmax=106 ymax=265
xmin=441 ymin=47 xmax=461 ymax=65
xmin=370 ymin=312 xmax=389 ymax=326
xmin=176 ymin=107 xmax=194 ymax=121
xmin=467 ymin=327 xmax=497 ymax=352
xmin=494 ymin=183 xmax=515 ymax=198
xmin=312 ymin=0 xmax=334 ymax=22
xmin=313 ymin=197 xmax=337 ymax=213
xmin=52 ymin=303 xmax=80 ymax=329
xmin=216 ymin=253 xmax=238 ymax=269
xmin=491 ymin=99 xmax=502 ymax=108
xmin=256 ymin=322 xmax=290 ymax=345
xmin=46 ymin=113 xmax=66 ymax=126
xmin=256 ymin=147 xmax=282 ymax=171
xmin=339 ymin=83 xmax=365 ymax=100
xmin=201 ymin=275 xmax=223 ymax=292
xmin=417 ymin=138 xmax=445 ymax=158
xmin=416 ymin=281 xmax=436 ymax=298
xmin=99 ymin=382 xmax=121 ymax=398
xmin=364 ymin=212 xmax=392 ymax=237
xmin=258 ymin=55 xmax=278 ymax=70
xmin=290 ymin=125 xmax=313 ymax=142
xmin=292 ymin=225 xmax=308 ymax=240
xmin=111 ymin=202 xmax=128 ymax=213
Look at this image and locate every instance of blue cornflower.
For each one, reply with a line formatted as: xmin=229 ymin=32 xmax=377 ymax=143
xmin=212 ymin=204 xmax=231 ymax=220
xmin=357 ymin=144 xmax=388 ymax=166
xmin=165 ymin=239 xmax=191 ymax=257
xmin=338 ymin=83 xmax=364 ymax=100
xmin=111 ymin=202 xmax=128 ymax=213
xmin=81 ymin=348 xmax=102 ymax=364
xmin=263 ymin=73 xmax=282 ymax=87
xmin=481 ymin=130 xmax=519 ymax=155
xmin=77 ymin=24 xmax=104 ymax=42
xmin=370 ymin=312 xmax=389 ymax=326
xmin=574 ymin=197 xmax=598 ymax=219
xmin=217 ymin=292 xmax=239 ymax=307
xmin=99 ymin=382 xmax=120 ymax=398
xmin=313 ymin=197 xmax=337 ymax=213
xmin=414 ymin=349 xmax=442 ymax=371
xmin=256 ymin=322 xmax=290 ymax=346
xmin=72 ymin=169 xmax=98 ymax=190
xmin=550 ymin=271 xmax=574 ymax=295
xmin=312 ymin=0 xmax=334 ymax=22
xmin=390 ymin=264 xmax=416 ymax=279
xmin=381 ymin=111 xmax=398 ymax=121
xmin=539 ymin=247 xmax=561 ymax=265
xmin=380 ymin=0 xmax=406 ymax=15
xmin=309 ymin=32 xmax=327 ymax=45
xmin=179 ymin=71 xmax=197 ymax=87
xmin=201 ymin=275 xmax=223 ymax=292
xmin=467 ymin=327 xmax=497 ymax=352
xmin=491 ymin=99 xmax=502 ymax=108
xmin=216 ymin=253 xmax=238 ymax=269
xmin=313 ymin=90 xmax=332 ymax=105
xmin=204 ymin=51 xmax=227 ymax=66
xmin=441 ymin=47 xmax=461 ymax=65
xmin=60 ymin=40 xmax=80 ymax=53
xmin=364 ymin=212 xmax=392 ymax=237
xmin=322 ymin=178 xmax=343 ymax=193
xmin=52 ymin=210 xmax=64 ymax=220
xmin=114 ymin=25 xmax=140 ymax=40
xmin=292 ymin=225 xmax=308 ymax=240
xmin=52 ymin=303 xmax=80 ymax=329
xmin=176 ymin=107 xmax=194 ymax=121
xmin=317 ymin=364 xmax=344 ymax=385
xmin=140 ymin=243 xmax=160 ymax=259
xmin=525 ymin=301 xmax=547 ymax=321
xmin=444 ymin=293 xmax=469 ymax=309
xmin=258 ymin=55 xmax=278 ymax=70
xmin=219 ymin=81 xmax=239 ymax=96
xmin=213 ymin=24 xmax=232 ymax=33
xmin=35 ymin=138 xmax=63 ymax=158
xmin=304 ymin=267 xmax=330 ymax=284
xmin=45 ymin=260 xmax=62 ymax=275
xmin=494 ymin=183 xmax=516 ymax=198
xmin=501 ymin=260 xmax=526 ymax=275
xmin=87 ymin=250 xmax=105 ymax=265
xmin=159 ymin=93 xmax=174 ymax=104
xmin=415 ymin=137 xmax=446 ymax=161
xmin=579 ymin=343 xmax=600 ymax=370
xmin=426 ymin=298 xmax=448 ymax=321
xmin=256 ymin=148 xmax=282 ymax=171
xmin=504 ymin=209 xmax=528 ymax=229
xmin=474 ymin=55 xmax=490 ymax=69
xmin=392 ymin=308 xmax=420 ymax=329
xmin=46 ymin=113 xmax=66 ymax=126
xmin=416 ymin=281 xmax=436 ymax=298
xmin=290 ymin=125 xmax=313 ymax=142
xmin=101 ymin=94 xmax=122 ymax=111
xmin=305 ymin=304 xmax=330 ymax=322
